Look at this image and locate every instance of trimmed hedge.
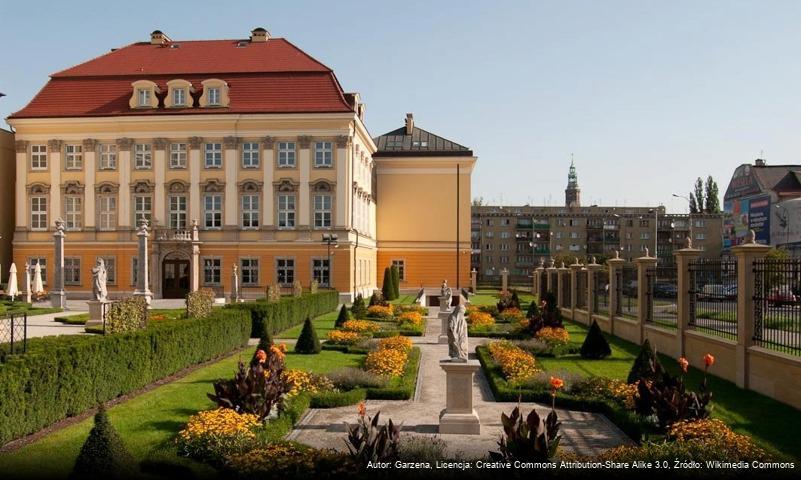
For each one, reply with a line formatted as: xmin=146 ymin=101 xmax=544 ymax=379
xmin=475 ymin=345 xmax=650 ymax=441
xmin=0 ymin=308 xmax=251 ymax=446
xmin=310 ymin=388 xmax=367 ymax=408
xmin=366 ymin=347 xmax=421 ymax=400
xmin=227 ymin=291 xmax=339 ymax=338
xmin=259 ymin=393 xmax=312 ymax=443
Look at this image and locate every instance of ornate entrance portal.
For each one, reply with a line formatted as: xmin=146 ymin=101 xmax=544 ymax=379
xmin=162 ymin=258 xmax=190 ymax=299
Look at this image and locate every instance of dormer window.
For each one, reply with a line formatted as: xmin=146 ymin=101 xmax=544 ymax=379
xmin=129 ymin=80 xmax=160 ymax=109
xmin=165 ymin=79 xmax=195 ymax=108
xmin=200 ymin=79 xmax=229 ymax=108
xmin=173 ymin=88 xmax=185 ymax=106
xmin=137 ymin=89 xmax=151 ymax=107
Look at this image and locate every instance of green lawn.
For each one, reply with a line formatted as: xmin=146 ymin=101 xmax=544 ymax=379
xmin=538 ymin=320 xmax=801 ymax=460
xmin=276 ymin=310 xmax=339 ymax=339
xmin=470 ymin=289 xmax=536 ymax=308
xmin=390 ymin=294 xmax=416 ymax=305
xmin=54 ymin=313 xmax=89 ymax=325
xmin=0 ymin=347 xmax=365 ymax=477
xmin=1 ymin=300 xmax=62 ymax=317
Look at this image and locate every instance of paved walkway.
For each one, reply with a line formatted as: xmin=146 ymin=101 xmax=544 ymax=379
xmin=287 ymin=307 xmax=631 ymax=459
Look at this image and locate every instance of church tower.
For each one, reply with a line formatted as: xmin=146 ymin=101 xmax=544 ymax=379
xmin=565 ymin=158 xmax=581 ymax=208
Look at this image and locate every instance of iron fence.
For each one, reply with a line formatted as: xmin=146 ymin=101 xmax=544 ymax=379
xmin=0 ymin=312 xmax=28 ymax=357
xmin=753 ymin=258 xmax=801 ymax=355
xmin=539 ymin=271 xmax=548 ymax=300
xmin=689 ymin=258 xmax=737 ymax=340
xmin=561 ymin=273 xmax=571 ymax=309
xmin=594 ymin=268 xmax=609 ymax=315
xmin=576 ymin=269 xmax=587 ymax=309
xmin=645 ymin=265 xmax=678 ymax=329
xmin=616 ymin=264 xmax=637 ymax=318
xmin=548 ymin=271 xmax=558 ymax=297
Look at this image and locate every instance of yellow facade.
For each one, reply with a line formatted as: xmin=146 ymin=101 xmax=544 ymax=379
xmin=0 ymin=129 xmax=16 ymax=282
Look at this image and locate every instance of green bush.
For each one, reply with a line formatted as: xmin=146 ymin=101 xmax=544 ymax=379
xmin=391 ymin=265 xmax=401 ymax=299
xmin=295 ymin=317 xmax=321 ymax=354
xmin=0 ymin=309 xmax=250 ymax=445
xmin=310 ymin=388 xmax=367 ymax=408
xmin=627 ymin=338 xmax=664 ymax=384
xmin=350 ymin=294 xmax=367 ymax=319
xmin=580 ymin=320 xmax=612 ymax=359
xmin=335 ymin=304 xmax=350 ymax=328
xmin=186 ymin=288 xmax=214 ymax=319
xmin=381 ymin=267 xmax=394 ymax=301
xmin=70 ymin=404 xmax=136 ymax=479
xmin=105 ymin=296 xmax=147 ymax=334
xmin=227 ymin=290 xmax=338 ymax=338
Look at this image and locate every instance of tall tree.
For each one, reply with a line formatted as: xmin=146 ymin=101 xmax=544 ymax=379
xmin=689 ymin=192 xmax=699 ymax=214
xmin=704 ymin=176 xmax=721 ymax=213
xmin=693 ymin=177 xmax=705 ymax=214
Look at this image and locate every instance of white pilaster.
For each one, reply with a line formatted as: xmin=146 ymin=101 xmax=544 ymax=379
xmin=48 ymin=143 xmax=62 ymax=227
xmin=14 ymin=145 xmax=27 ymax=228
xmin=261 ymin=138 xmax=274 ymax=226
xmin=298 ymin=137 xmax=311 ymax=227
xmin=223 ymin=138 xmax=238 ymax=226
xmin=336 ymin=142 xmax=348 ymax=227
xmin=117 ymin=142 xmax=131 ymax=227
xmin=154 ymin=142 xmax=166 ymax=227
xmin=189 ymin=140 xmax=201 ymax=223
xmin=83 ymin=140 xmax=96 ymax=228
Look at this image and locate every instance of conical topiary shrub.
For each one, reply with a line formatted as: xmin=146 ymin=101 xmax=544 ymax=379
xmin=391 ymin=265 xmax=401 ymax=299
xmin=252 ymin=323 xmax=274 ymax=366
xmin=627 ymin=338 xmax=664 ymax=384
xmin=295 ymin=317 xmax=321 ymax=354
xmin=381 ymin=267 xmax=394 ymax=301
xmin=351 ymin=294 xmax=367 ymax=319
xmin=335 ymin=304 xmax=350 ymax=328
xmin=579 ymin=320 xmax=612 ymax=359
xmin=71 ymin=404 xmax=135 ymax=479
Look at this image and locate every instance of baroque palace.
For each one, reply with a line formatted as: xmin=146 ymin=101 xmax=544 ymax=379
xmin=7 ymin=28 xmax=475 ymax=301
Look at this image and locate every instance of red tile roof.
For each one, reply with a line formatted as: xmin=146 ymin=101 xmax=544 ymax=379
xmin=10 ymin=38 xmax=355 ymax=119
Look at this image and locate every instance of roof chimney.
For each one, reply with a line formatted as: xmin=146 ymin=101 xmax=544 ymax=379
xmin=405 ymin=113 xmax=414 ymax=135
xmin=755 ymin=158 xmax=766 ymax=167
xmin=150 ymin=30 xmax=171 ymax=45
xmin=250 ymin=27 xmax=270 ymax=43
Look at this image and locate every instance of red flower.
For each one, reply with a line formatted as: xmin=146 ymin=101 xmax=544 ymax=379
xmin=678 ymin=357 xmax=689 ymax=373
xmin=550 ymin=376 xmax=564 ymax=390
xmin=358 ymin=401 xmax=366 ymax=418
xmin=255 ymin=349 xmax=267 ymax=364
xmin=703 ymin=354 xmax=715 ymax=368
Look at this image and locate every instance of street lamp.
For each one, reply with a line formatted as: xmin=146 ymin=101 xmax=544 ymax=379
xmin=672 ymin=193 xmax=694 ymax=242
xmin=321 ymin=233 xmax=338 ymax=287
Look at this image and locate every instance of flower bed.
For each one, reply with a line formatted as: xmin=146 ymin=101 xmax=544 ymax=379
xmin=326 ymin=330 xmax=362 ymax=345
xmin=535 ymin=326 xmax=570 ymax=347
xmin=341 ymin=319 xmax=381 ymax=333
xmin=366 ymin=304 xmax=394 ymax=320
xmin=365 ymin=337 xmax=410 ymax=377
xmin=176 ymin=408 xmax=261 ymax=465
xmin=487 ymin=340 xmax=539 ymax=383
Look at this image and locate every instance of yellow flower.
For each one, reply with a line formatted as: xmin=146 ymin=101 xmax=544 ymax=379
xmin=377 ymin=335 xmax=412 ymax=352
xmin=535 ymin=327 xmax=570 ymax=346
xmin=488 ymin=340 xmax=539 ymax=383
xmin=326 ymin=330 xmax=362 ymax=344
xmin=367 ymin=304 xmax=394 ymax=319
xmin=365 ymin=347 xmax=408 ymax=377
xmin=342 ymin=320 xmax=381 ymax=333
xmin=468 ymin=311 xmax=495 ymax=328
xmin=397 ymin=311 xmax=423 ymax=327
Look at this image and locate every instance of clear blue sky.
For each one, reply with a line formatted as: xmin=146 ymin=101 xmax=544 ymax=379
xmin=3 ymin=0 xmax=801 ymax=213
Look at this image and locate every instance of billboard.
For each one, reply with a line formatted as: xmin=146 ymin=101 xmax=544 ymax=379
xmin=724 ymin=195 xmax=771 ymax=247
xmin=772 ymin=198 xmax=801 ymax=246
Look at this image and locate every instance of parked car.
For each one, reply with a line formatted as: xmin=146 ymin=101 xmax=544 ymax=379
xmin=767 ymin=285 xmax=797 ymax=307
xmin=653 ymin=282 xmax=678 ymax=298
xmin=724 ymin=284 xmax=737 ymax=300
xmin=698 ymin=284 xmax=726 ymax=301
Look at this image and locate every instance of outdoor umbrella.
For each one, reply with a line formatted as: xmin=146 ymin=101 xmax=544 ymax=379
xmin=33 ymin=262 xmax=44 ymax=295
xmin=7 ymin=263 xmax=19 ymax=301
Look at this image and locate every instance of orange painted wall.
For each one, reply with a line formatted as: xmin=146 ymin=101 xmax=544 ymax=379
xmin=377 ymin=250 xmax=471 ymax=290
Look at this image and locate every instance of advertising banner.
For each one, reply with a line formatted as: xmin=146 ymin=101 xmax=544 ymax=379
xmin=724 ymin=195 xmax=771 ymax=247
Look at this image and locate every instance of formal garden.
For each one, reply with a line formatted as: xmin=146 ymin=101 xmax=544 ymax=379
xmin=0 ymin=282 xmax=799 ymax=478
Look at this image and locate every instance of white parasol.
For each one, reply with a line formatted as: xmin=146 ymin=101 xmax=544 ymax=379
xmin=7 ymin=263 xmax=19 ymax=300
xmin=32 ymin=261 xmax=45 ymax=295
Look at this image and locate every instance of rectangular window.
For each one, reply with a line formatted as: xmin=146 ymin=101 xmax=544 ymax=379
xmin=391 ymin=259 xmax=405 ymax=281
xmin=169 ymin=195 xmax=187 ymax=229
xmin=695 ymin=233 xmax=706 ymax=240
xmin=314 ymin=141 xmax=333 ymax=167
xmin=640 ymin=232 xmax=650 ymax=240
xmin=98 ymin=256 xmax=116 ymax=285
xmin=278 ymin=142 xmax=296 ymax=167
xmin=312 ymin=258 xmax=330 ymax=287
xmin=134 ymin=143 xmax=152 ymax=169
xmin=278 ymin=194 xmax=296 ymax=228
xmin=203 ymin=258 xmax=221 ymax=285
xmin=208 ymin=87 xmax=220 ymax=106
xmin=277 ymin=258 xmax=295 ymax=286
xmin=99 ymin=144 xmax=117 ymax=170
xmin=314 ymin=194 xmax=332 ymax=228
xmin=170 ymin=143 xmax=187 ymax=168
xmin=242 ymin=194 xmax=260 ymax=228
xmin=694 ymin=220 xmax=705 ymax=228
xmin=204 ymin=194 xmax=222 ymax=229
xmin=173 ymin=88 xmax=186 ymax=106
xmin=204 ymin=143 xmax=222 ymax=168
xmin=98 ymin=196 xmax=117 ymax=231
xmin=137 ymin=89 xmax=150 ymax=107
xmin=65 ymin=144 xmax=83 ymax=170
xmin=64 ymin=258 xmax=81 ymax=285
xmin=242 ymin=142 xmax=259 ymax=168
xmin=241 ymin=258 xmax=259 ymax=286
xmin=134 ymin=195 xmax=152 ymax=224
xmin=31 ymin=196 xmax=48 ymax=230
xmin=28 ymin=257 xmax=47 ymax=285
xmin=31 ymin=144 xmax=47 ymax=170
xmin=65 ymin=196 xmax=82 ymax=230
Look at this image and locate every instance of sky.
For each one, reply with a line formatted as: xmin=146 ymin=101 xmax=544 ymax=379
xmin=3 ymin=0 xmax=801 ymax=213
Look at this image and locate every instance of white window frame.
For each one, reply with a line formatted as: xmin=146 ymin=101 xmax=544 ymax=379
xmin=31 ymin=144 xmax=47 ymax=170
xmin=98 ymin=195 xmax=117 ymax=231
xmin=64 ymin=196 xmax=82 ymax=230
xmin=276 ymin=258 xmax=295 ymax=286
xmin=203 ymin=194 xmax=223 ymax=229
xmin=204 ymin=143 xmax=222 ymax=168
xmin=203 ymin=257 xmax=222 ymax=285
xmin=65 ymin=144 xmax=83 ymax=170
xmin=278 ymin=194 xmax=296 ymax=228
xmin=134 ymin=195 xmax=152 ymax=224
xmin=173 ymin=88 xmax=186 ymax=107
xmin=242 ymin=142 xmax=260 ymax=168
xmin=64 ymin=257 xmax=81 ymax=285
xmin=278 ymin=142 xmax=296 ymax=167
xmin=312 ymin=258 xmax=330 ymax=287
xmin=208 ymin=87 xmax=220 ymax=106
xmin=170 ymin=143 xmax=187 ymax=169
xmin=314 ymin=141 xmax=333 ymax=167
xmin=313 ymin=194 xmax=332 ymax=228
xmin=169 ymin=195 xmax=187 ymax=229
xmin=137 ymin=88 xmax=151 ymax=107
xmin=241 ymin=194 xmax=260 ymax=229
xmin=134 ymin=143 xmax=152 ymax=169
xmin=240 ymin=258 xmax=259 ymax=286
xmin=30 ymin=196 xmax=48 ymax=230
xmin=99 ymin=143 xmax=117 ymax=170
xmin=391 ymin=259 xmax=405 ymax=281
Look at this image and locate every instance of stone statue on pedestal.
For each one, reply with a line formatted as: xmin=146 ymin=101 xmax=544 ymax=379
xmin=441 ymin=279 xmax=453 ymax=308
xmin=447 ymin=303 xmax=468 ymax=362
xmin=91 ymin=258 xmax=108 ymax=302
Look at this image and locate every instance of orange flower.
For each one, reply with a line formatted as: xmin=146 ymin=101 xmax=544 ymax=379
xmin=678 ymin=357 xmax=689 ymax=373
xmin=255 ymin=349 xmax=267 ymax=364
xmin=277 ymin=343 xmax=288 ymax=353
xmin=703 ymin=354 xmax=715 ymax=368
xmin=358 ymin=401 xmax=366 ymax=418
xmin=550 ymin=376 xmax=564 ymax=390
xmin=269 ymin=345 xmax=286 ymax=362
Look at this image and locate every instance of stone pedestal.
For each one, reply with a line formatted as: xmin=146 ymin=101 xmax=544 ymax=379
xmin=438 ymin=310 xmax=451 ymax=344
xmin=85 ymin=300 xmax=110 ymax=328
xmin=439 ymin=360 xmax=481 ymax=435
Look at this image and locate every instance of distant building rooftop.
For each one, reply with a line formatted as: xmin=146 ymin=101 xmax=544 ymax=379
xmin=373 ymin=113 xmax=473 ymax=157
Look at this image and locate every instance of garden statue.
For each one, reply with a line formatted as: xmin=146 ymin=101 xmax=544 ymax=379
xmin=441 ymin=279 xmax=452 ymax=308
xmin=446 ymin=303 xmax=468 ymax=362
xmin=91 ymin=258 xmax=108 ymax=302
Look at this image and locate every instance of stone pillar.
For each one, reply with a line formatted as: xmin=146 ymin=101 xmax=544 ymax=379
xmin=223 ymin=136 xmax=239 ymax=227
xmin=634 ymin=254 xmax=657 ymax=345
xmin=731 ymin=232 xmax=771 ymax=388
xmin=15 ymin=141 xmax=28 ymax=229
xmin=23 ymin=263 xmax=31 ymax=304
xmin=531 ymin=268 xmax=537 ymax=295
xmin=439 ymin=361 xmax=481 ymax=434
xmin=674 ymin=241 xmax=701 ymax=357
xmin=586 ymin=261 xmax=603 ymax=318
xmin=470 ymin=268 xmax=477 ymax=293
xmin=546 ymin=265 xmax=557 ymax=294
xmin=50 ymin=219 xmax=66 ymax=309
xmin=230 ymin=264 xmax=241 ymax=303
xmin=83 ymin=139 xmax=97 ymax=230
xmin=133 ymin=217 xmax=153 ymax=307
xmin=569 ymin=261 xmax=582 ymax=319
xmin=298 ymin=136 xmax=311 ymax=229
xmin=500 ymin=268 xmax=509 ymax=294
xmin=191 ymin=220 xmax=201 ymax=292
xmin=607 ymin=253 xmax=625 ymax=334
xmin=261 ymin=137 xmax=275 ymax=227
xmin=556 ymin=264 xmax=567 ymax=308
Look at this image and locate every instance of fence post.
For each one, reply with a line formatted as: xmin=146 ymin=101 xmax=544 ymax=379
xmin=546 ymin=262 xmax=557 ymax=296
xmin=569 ymin=260 xmax=582 ymax=321
xmin=534 ymin=264 xmax=544 ymax=298
xmin=556 ymin=263 xmax=567 ymax=308
xmin=635 ymin=253 xmax=657 ymax=345
xmin=674 ymin=239 xmax=701 ymax=357
xmin=731 ymin=231 xmax=771 ymax=389
xmin=501 ymin=268 xmax=509 ymax=294
xmin=586 ymin=259 xmax=602 ymax=320
xmin=607 ymin=252 xmax=625 ymax=335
